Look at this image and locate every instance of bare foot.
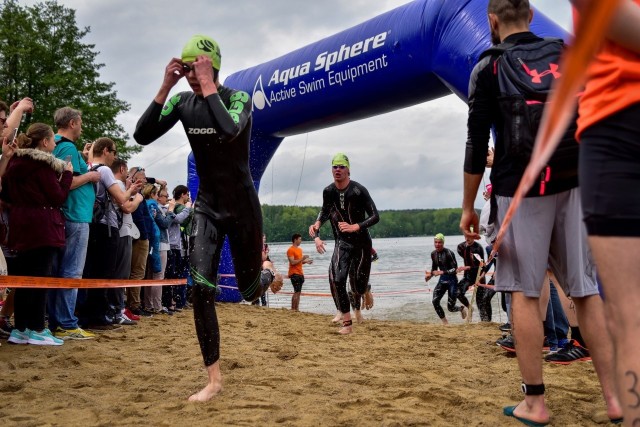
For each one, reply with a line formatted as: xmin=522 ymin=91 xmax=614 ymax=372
xmin=460 ymin=306 xmax=467 ymax=320
xmin=441 ymin=318 xmax=449 ymax=325
xmin=354 ymin=310 xmax=364 ymax=323
xmin=331 ymin=312 xmax=342 ymax=323
xmin=363 ymin=291 xmax=374 ymax=310
xmin=188 ymin=362 xmax=222 ymax=402
xmin=188 ymin=382 xmax=222 ymax=402
xmin=338 ymin=319 xmax=353 ymax=334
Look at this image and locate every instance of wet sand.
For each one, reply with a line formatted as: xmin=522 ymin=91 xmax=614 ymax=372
xmin=0 ymin=304 xmax=612 ymax=426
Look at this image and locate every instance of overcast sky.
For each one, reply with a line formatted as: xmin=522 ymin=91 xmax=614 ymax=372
xmin=24 ymin=0 xmax=571 ymax=210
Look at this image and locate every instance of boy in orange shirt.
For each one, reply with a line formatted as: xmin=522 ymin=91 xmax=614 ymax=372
xmin=287 ymin=233 xmax=312 ymax=311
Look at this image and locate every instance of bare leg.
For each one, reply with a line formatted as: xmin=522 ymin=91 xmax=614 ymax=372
xmin=589 ymin=236 xmax=637 ymax=422
xmin=291 ymin=292 xmax=301 ymax=311
xmin=331 ymin=310 xmax=342 ymax=323
xmin=551 ymin=277 xmax=578 ymax=326
xmin=188 ymin=361 xmax=222 ymax=402
xmin=363 ymin=290 xmax=374 ymax=310
xmin=353 ymin=309 xmax=363 ymax=323
xmin=572 ymin=294 xmax=623 ymax=420
xmin=441 ymin=317 xmax=449 ymax=325
xmin=510 ymin=292 xmax=550 ymax=425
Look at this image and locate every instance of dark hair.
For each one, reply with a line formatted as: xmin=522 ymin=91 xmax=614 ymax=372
xmin=110 ymin=158 xmax=128 ymax=174
xmin=291 ymin=233 xmax=302 ymax=243
xmin=92 ymin=137 xmax=116 ymax=157
xmin=53 ymin=107 xmax=82 ymax=129
xmin=0 ymin=100 xmax=8 ymax=114
xmin=16 ymin=123 xmax=53 ymax=149
xmin=173 ymin=184 xmax=189 ymax=200
xmin=487 ymin=0 xmax=530 ymax=25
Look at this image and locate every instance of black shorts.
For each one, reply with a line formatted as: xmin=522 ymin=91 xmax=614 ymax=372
xmin=580 ymin=102 xmax=640 ymax=237
xmin=290 ymin=274 xmax=305 ymax=293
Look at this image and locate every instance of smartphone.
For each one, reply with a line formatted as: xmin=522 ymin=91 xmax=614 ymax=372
xmin=8 ymin=128 xmax=18 ymax=143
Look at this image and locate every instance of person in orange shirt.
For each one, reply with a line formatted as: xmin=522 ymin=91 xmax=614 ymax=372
xmin=287 ymin=233 xmax=312 ymax=311
xmin=572 ymin=1 xmax=640 ymax=424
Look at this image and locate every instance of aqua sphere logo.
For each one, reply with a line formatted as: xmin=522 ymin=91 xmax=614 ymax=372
xmin=252 ymin=75 xmax=271 ymax=111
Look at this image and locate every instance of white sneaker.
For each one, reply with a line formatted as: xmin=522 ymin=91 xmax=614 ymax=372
xmin=27 ymin=329 xmax=64 ymax=346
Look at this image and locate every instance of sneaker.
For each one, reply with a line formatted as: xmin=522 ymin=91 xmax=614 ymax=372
xmin=8 ymin=328 xmax=31 ymax=345
xmin=160 ymin=307 xmax=174 ymax=316
xmin=499 ymin=323 xmax=512 ymax=332
xmin=124 ymin=308 xmax=141 ymax=321
xmin=113 ymin=314 xmax=137 ymax=326
xmin=86 ymin=323 xmax=124 ymax=332
xmin=28 ymin=329 xmax=64 ymax=346
xmin=544 ymin=339 xmax=591 ymax=364
xmin=54 ymin=327 xmax=96 ymax=340
xmin=542 ymin=337 xmax=552 ymax=353
xmin=496 ymin=335 xmax=516 ymax=352
xmin=139 ymin=309 xmax=155 ymax=317
xmin=460 ymin=306 xmax=467 ymax=320
xmin=129 ymin=307 xmax=143 ymax=316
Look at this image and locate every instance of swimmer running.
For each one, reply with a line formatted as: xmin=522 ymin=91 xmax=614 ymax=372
xmin=135 ymin=35 xmax=280 ymax=401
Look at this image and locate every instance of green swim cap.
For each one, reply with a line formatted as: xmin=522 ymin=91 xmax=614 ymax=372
xmin=434 ymin=233 xmax=445 ymax=242
xmin=181 ymin=35 xmax=221 ymax=70
xmin=332 ymin=153 xmax=350 ymax=168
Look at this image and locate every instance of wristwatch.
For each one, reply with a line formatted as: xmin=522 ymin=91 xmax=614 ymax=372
xmin=521 ymin=383 xmax=545 ymax=395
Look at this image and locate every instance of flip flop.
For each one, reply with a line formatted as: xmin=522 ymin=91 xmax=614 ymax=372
xmin=503 ymin=405 xmax=549 ymax=427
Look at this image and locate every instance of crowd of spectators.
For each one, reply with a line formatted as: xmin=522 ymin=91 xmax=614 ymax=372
xmin=0 ymin=100 xmax=193 ymax=345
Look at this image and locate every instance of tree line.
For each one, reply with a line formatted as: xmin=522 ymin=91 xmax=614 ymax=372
xmin=262 ymin=205 xmax=465 ymax=242
xmin=0 ymin=0 xmax=139 ymax=159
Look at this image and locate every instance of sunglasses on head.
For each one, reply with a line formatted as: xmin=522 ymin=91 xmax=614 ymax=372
xmin=130 ymin=167 xmax=145 ymax=180
xmin=332 ymin=165 xmax=346 ymax=170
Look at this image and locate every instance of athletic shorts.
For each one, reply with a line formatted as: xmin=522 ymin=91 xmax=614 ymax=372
xmin=494 ymin=188 xmax=598 ymax=298
xmin=580 ymin=102 xmax=640 ymax=237
xmin=290 ymin=274 xmax=305 ymax=293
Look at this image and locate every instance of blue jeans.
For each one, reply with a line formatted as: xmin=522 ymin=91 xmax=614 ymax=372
xmin=48 ymin=221 xmax=89 ymax=330
xmin=544 ymin=282 xmax=569 ymax=347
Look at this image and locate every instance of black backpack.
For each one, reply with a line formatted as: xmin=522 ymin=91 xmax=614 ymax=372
xmin=481 ymin=38 xmax=578 ymax=193
xmin=90 ymin=164 xmax=123 ymax=228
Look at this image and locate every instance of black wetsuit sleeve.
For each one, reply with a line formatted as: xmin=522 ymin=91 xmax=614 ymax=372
xmin=457 ymin=242 xmax=465 ymax=258
xmin=134 ymin=100 xmax=181 ymax=146
xmin=430 ymin=251 xmax=437 ymax=273
xmin=316 ymin=187 xmax=332 ymax=225
xmin=357 ymin=185 xmax=379 ymax=230
xmin=472 ymin=243 xmax=485 ymax=263
xmin=464 ymin=59 xmax=493 ymax=175
xmin=445 ymin=249 xmax=458 ymax=275
xmin=205 ymin=91 xmax=251 ymax=143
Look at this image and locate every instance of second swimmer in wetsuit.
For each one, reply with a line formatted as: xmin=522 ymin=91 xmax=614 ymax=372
xmin=425 ymin=233 xmax=468 ymax=325
xmin=134 ymin=35 xmax=275 ymax=402
xmin=309 ymin=153 xmax=379 ymax=335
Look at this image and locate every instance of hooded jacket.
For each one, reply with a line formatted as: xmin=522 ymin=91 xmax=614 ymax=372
xmin=1 ymin=148 xmax=73 ymax=252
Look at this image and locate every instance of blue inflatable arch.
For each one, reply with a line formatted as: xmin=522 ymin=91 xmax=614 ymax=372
xmin=188 ymin=0 xmax=568 ymax=302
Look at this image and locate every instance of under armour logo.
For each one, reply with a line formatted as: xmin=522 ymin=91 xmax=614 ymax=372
xmin=521 ymin=61 xmax=561 ymax=84
xmin=518 ymin=59 xmax=561 ymax=84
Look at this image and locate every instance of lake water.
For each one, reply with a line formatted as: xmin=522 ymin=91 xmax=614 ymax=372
xmin=257 ymin=235 xmax=506 ymax=325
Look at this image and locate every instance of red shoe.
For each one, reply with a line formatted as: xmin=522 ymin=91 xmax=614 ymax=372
xmin=124 ymin=308 xmax=141 ymax=321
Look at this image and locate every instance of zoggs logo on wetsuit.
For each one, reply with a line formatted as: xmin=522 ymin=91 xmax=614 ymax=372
xmin=252 ymin=31 xmax=388 ymax=110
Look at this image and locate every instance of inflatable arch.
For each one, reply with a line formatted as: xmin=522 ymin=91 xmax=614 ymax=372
xmin=187 ymin=0 xmax=569 ymax=302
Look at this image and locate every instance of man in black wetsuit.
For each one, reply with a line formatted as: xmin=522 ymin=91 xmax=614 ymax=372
xmin=308 ymin=153 xmax=379 ymax=335
xmin=457 ymin=236 xmax=493 ymax=321
xmin=134 ymin=35 xmax=274 ymax=402
xmin=425 ymin=233 xmax=468 ymax=325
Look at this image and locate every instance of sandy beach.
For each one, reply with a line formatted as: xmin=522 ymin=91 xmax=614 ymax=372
xmin=0 ymin=303 xmax=612 ymax=426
